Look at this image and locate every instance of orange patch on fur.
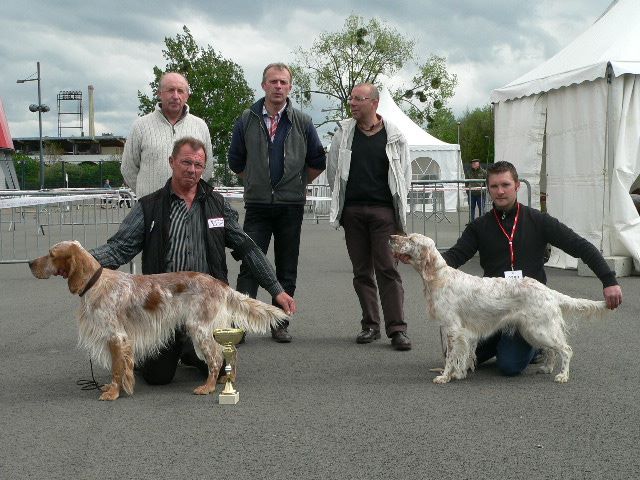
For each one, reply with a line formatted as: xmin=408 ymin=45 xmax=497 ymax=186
xmin=143 ymin=288 xmax=164 ymax=311
xmin=172 ymin=283 xmax=187 ymax=294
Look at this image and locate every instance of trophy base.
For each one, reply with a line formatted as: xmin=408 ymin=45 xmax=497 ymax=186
xmin=219 ymin=392 xmax=239 ymax=405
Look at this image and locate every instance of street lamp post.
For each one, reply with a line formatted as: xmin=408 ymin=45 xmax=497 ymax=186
xmin=17 ymin=61 xmax=49 ymax=190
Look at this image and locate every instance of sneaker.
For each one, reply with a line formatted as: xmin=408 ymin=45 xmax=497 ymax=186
xmin=391 ymin=332 xmax=412 ymax=351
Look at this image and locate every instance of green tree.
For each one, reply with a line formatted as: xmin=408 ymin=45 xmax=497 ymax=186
xmin=427 ymin=106 xmax=458 ymax=144
xmin=138 ymin=26 xmax=255 ymax=186
xmin=291 ymin=15 xmax=457 ymax=128
xmin=458 ymin=105 xmax=494 ymax=164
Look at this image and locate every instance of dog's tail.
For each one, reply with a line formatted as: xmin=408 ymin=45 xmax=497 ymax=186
xmin=554 ymin=291 xmax=608 ymax=319
xmin=224 ymin=289 xmax=289 ymax=334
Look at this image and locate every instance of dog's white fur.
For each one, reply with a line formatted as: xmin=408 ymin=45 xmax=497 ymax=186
xmin=390 ymin=233 xmax=609 ymax=384
xmin=29 ymin=240 xmax=288 ymax=400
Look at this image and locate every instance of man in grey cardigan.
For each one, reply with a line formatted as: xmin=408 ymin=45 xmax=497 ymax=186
xmin=121 ymin=72 xmax=214 ymax=197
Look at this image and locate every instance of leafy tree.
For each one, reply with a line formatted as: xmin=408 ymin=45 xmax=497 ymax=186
xmin=291 ymin=15 xmax=457 ymax=128
xmin=458 ymin=105 xmax=494 ymax=164
xmin=394 ymin=55 xmax=457 ymax=128
xmin=427 ymin=106 xmax=458 ymax=145
xmin=138 ymin=26 xmax=255 ymax=186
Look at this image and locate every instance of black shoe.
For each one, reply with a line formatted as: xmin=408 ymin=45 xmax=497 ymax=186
xmin=272 ymin=326 xmax=292 ymax=343
xmin=391 ymin=332 xmax=412 ymax=351
xmin=356 ymin=328 xmax=381 ymax=344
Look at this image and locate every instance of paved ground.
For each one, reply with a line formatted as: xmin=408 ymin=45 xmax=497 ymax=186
xmin=1 ymin=210 xmax=638 ymax=479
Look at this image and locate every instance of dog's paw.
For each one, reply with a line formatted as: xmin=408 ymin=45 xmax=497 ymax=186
xmin=193 ymin=384 xmax=216 ymax=395
xmin=537 ymin=365 xmax=553 ymax=374
xmin=98 ymin=384 xmax=120 ymax=401
xmin=433 ymin=374 xmax=451 ymax=384
xmin=554 ymin=372 xmax=569 ymax=383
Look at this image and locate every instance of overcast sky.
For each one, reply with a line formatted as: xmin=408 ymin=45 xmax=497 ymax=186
xmin=0 ymin=0 xmax=612 ymax=140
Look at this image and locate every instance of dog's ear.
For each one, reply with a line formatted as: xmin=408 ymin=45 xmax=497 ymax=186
xmin=417 ymin=238 xmax=440 ymax=282
xmin=65 ymin=243 xmax=91 ymax=295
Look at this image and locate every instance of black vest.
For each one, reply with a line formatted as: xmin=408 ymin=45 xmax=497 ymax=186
xmin=139 ymin=180 xmax=228 ymax=283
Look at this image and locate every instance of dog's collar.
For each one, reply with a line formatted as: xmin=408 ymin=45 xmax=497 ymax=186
xmin=79 ymin=267 xmax=103 ymax=297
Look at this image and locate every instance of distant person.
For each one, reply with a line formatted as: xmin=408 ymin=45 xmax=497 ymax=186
xmin=228 ymin=62 xmax=326 ymax=343
xmin=121 ymin=72 xmax=214 ymax=197
xmin=327 ymin=82 xmax=413 ymax=351
xmin=467 ymin=159 xmax=486 ymax=221
xmin=102 ymin=178 xmax=112 ymax=207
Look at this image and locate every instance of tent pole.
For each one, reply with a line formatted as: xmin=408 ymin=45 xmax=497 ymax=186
xmin=601 ymin=64 xmax=613 ymax=254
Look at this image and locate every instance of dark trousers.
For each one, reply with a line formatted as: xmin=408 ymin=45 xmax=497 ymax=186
xmin=236 ymin=204 xmax=305 ymax=329
xmin=476 ymin=331 xmax=536 ymax=376
xmin=140 ymin=328 xmax=208 ymax=385
xmin=341 ymin=205 xmax=406 ymax=337
xmin=469 ymin=194 xmax=484 ymax=220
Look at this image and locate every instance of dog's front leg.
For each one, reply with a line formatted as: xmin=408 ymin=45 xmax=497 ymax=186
xmin=100 ymin=335 xmax=134 ymax=401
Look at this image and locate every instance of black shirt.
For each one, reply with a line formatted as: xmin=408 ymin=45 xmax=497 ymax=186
xmin=344 ymin=127 xmax=393 ymax=207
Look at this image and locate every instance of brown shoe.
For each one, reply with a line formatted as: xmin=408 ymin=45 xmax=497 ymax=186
xmin=272 ymin=326 xmax=292 ymax=343
xmin=356 ymin=328 xmax=381 ymax=344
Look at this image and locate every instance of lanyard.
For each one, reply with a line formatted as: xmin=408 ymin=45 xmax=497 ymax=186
xmin=493 ymin=202 xmax=520 ymax=270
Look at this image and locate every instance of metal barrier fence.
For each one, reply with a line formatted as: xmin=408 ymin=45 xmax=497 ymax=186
xmin=0 ymin=180 xmax=532 ymax=263
xmin=0 ymin=188 xmax=136 ymax=264
xmin=407 ymin=178 xmax=531 ymax=249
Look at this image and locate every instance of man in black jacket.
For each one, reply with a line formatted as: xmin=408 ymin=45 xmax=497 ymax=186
xmin=228 ymin=62 xmax=326 ymax=343
xmin=441 ymin=161 xmax=622 ymax=376
xmin=91 ymin=137 xmax=296 ymax=385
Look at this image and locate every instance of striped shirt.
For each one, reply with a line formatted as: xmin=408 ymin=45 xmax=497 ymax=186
xmin=90 ymin=185 xmax=284 ymax=297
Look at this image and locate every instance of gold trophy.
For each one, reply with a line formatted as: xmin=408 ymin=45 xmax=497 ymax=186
xmin=212 ymin=327 xmax=244 ymax=405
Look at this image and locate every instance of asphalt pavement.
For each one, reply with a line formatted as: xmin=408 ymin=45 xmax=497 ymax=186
xmin=1 ymin=212 xmax=638 ymax=480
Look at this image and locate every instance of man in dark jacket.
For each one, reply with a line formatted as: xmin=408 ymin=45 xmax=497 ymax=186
xmin=91 ymin=137 xmax=295 ymax=385
xmin=434 ymin=161 xmax=622 ymax=376
xmin=228 ymin=62 xmax=326 ymax=343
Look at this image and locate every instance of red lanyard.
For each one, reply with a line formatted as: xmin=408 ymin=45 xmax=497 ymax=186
xmin=493 ymin=202 xmax=520 ymax=270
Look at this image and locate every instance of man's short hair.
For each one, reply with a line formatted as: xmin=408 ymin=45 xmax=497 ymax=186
xmin=471 ymin=159 xmax=480 ymax=164
xmin=487 ymin=161 xmax=518 ymax=182
xmin=158 ymin=72 xmax=190 ymax=93
xmin=262 ymin=63 xmax=293 ymax=84
xmin=171 ymin=136 xmax=207 ymax=160
xmin=353 ymin=82 xmax=380 ymax=100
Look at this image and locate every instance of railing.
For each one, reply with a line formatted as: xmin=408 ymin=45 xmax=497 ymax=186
xmin=407 ymin=178 xmax=531 ymax=249
xmin=0 ymin=188 xmax=136 ymax=264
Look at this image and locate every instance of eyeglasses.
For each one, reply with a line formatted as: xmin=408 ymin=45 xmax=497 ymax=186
xmin=161 ymin=87 xmax=189 ymax=96
xmin=179 ymin=159 xmax=205 ymax=170
xmin=348 ymin=95 xmax=372 ymax=102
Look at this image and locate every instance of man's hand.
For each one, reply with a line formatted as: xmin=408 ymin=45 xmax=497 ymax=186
xmin=603 ymin=285 xmax=622 ymax=310
xmin=275 ymin=292 xmax=296 ymax=315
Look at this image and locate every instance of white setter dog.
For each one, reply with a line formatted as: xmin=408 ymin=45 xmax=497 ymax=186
xmin=29 ymin=240 xmax=288 ymax=401
xmin=390 ymin=233 xmax=610 ymax=384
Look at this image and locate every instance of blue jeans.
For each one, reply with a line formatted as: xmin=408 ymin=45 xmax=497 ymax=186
xmin=236 ymin=204 xmax=305 ymax=329
xmin=476 ymin=331 xmax=536 ymax=376
xmin=469 ymin=194 xmax=484 ymax=220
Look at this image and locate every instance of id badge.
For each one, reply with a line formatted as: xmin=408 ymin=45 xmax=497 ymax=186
xmin=504 ymin=270 xmax=523 ymax=280
xmin=207 ymin=217 xmax=224 ymax=228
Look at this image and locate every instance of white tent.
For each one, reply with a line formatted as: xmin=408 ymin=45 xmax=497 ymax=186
xmin=491 ymin=0 xmax=640 ymax=269
xmin=377 ymin=86 xmax=463 ymax=211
